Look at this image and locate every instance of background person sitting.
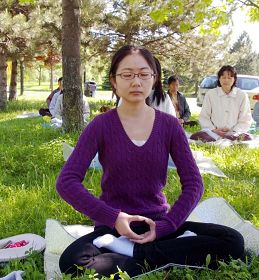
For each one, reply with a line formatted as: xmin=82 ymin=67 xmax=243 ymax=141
xmin=48 ymin=88 xmax=63 ymax=118
xmin=149 ymin=57 xmax=176 ymax=116
xmin=39 ymin=77 xmax=63 ymax=117
xmin=191 ymin=65 xmax=252 ymax=142
xmin=167 ymin=76 xmax=193 ymax=126
xmin=53 ymin=93 xmax=90 ymax=125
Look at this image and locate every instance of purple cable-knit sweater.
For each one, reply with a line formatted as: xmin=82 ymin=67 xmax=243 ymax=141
xmin=56 ymin=109 xmax=204 ymax=239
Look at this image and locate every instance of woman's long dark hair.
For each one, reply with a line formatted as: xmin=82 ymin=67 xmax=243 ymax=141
xmin=217 ymin=65 xmax=237 ymax=90
xmin=109 ymin=45 xmax=157 ymax=106
xmin=151 ymin=57 xmax=166 ymax=106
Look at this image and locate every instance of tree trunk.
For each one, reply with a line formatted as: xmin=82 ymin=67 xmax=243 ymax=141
xmin=194 ymin=79 xmax=199 ymax=96
xmin=62 ymin=0 xmax=83 ymax=132
xmin=0 ymin=50 xmax=7 ymax=110
xmin=9 ymin=59 xmax=18 ymax=100
xmin=38 ymin=65 xmax=42 ymax=86
xmin=20 ymin=60 xmax=24 ymax=96
xmin=50 ymin=63 xmax=54 ymax=92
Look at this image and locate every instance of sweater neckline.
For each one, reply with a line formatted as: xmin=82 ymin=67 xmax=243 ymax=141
xmin=113 ymin=108 xmax=159 ymax=149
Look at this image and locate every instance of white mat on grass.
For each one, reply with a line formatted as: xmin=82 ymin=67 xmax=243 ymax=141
xmin=44 ymin=197 xmax=259 ymax=280
xmin=183 ymin=151 xmax=226 ymax=178
xmin=16 ymin=112 xmax=40 ymax=119
xmin=63 ymin=143 xmax=101 ymax=169
xmin=44 ymin=220 xmax=94 ymax=280
xmin=0 ymin=270 xmax=24 ymax=280
xmin=62 ymin=143 xmax=74 ymax=162
xmin=63 ymin=143 xmax=226 ymax=178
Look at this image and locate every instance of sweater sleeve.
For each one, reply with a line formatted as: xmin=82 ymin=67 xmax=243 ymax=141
xmin=155 ymin=119 xmax=204 ymax=239
xmin=56 ymin=116 xmax=121 ymax=228
xmin=199 ymin=91 xmax=216 ymax=130
xmin=232 ymin=92 xmax=252 ymax=133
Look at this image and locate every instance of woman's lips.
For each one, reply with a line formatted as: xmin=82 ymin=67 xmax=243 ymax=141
xmin=130 ymin=91 xmax=143 ymax=94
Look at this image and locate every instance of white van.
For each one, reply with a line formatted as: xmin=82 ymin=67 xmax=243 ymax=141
xmin=197 ymin=74 xmax=259 ymax=110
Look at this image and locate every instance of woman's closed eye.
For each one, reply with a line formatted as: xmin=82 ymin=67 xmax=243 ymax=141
xmin=118 ymin=72 xmax=154 ymax=80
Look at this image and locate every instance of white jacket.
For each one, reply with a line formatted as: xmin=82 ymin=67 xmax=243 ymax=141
xmin=49 ymin=90 xmax=61 ymax=116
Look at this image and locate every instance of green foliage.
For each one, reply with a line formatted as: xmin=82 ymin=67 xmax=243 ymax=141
xmin=18 ymin=0 xmax=36 ymax=4
xmin=88 ymin=99 xmax=115 ymax=119
xmin=0 ymin=99 xmax=258 ymax=279
xmin=229 ymin=31 xmax=259 ymax=75
xmin=150 ymin=6 xmax=171 ymax=23
xmin=102 ymin=68 xmax=112 ymax=90
xmin=0 ymin=251 xmax=44 ymax=279
xmin=150 ymin=0 xmax=230 ymax=35
xmin=247 ymin=5 xmax=259 ymax=22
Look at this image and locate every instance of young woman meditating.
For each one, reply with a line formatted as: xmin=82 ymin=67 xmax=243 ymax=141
xmin=56 ymin=46 xmax=244 ymax=278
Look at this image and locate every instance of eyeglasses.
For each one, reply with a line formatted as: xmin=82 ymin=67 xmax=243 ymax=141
xmin=115 ymin=72 xmax=156 ymax=80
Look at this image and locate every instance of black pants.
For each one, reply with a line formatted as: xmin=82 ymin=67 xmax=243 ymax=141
xmin=190 ymin=131 xmax=252 ymax=142
xmin=39 ymin=108 xmax=52 ymax=117
xmin=59 ymin=222 xmax=244 ymax=279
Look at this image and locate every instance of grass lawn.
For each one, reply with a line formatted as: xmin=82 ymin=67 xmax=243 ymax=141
xmin=16 ymin=82 xmax=113 ymax=102
xmin=0 ymin=95 xmax=258 ymax=279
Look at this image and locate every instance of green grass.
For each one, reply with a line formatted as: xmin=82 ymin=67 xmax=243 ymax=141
xmin=0 ymin=99 xmax=258 ymax=279
xmin=16 ymin=82 xmax=113 ymax=101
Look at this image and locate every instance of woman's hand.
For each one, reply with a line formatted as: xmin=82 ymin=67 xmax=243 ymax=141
xmin=115 ymin=212 xmax=156 ymax=243
xmin=213 ymin=128 xmax=229 ymax=137
xmin=130 ymin=220 xmax=156 ymax=244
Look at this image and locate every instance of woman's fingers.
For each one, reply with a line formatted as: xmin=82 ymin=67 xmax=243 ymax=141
xmin=129 ymin=216 xmax=155 ymax=227
xmin=130 ymin=218 xmax=156 ymax=243
xmin=115 ymin=212 xmax=156 ymax=242
xmin=128 ymin=215 xmax=148 ymax=223
xmin=131 ymin=230 xmax=156 ymax=244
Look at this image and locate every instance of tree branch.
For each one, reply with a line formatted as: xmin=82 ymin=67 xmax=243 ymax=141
xmin=237 ymin=0 xmax=259 ymax=9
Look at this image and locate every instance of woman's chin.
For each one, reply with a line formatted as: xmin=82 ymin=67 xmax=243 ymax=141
xmin=125 ymin=96 xmax=147 ymax=103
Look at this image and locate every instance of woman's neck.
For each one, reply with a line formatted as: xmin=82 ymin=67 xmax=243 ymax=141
xmin=117 ymin=100 xmax=151 ymax=119
xmin=169 ymin=90 xmax=177 ymax=96
xmin=221 ymin=86 xmax=232 ymax=94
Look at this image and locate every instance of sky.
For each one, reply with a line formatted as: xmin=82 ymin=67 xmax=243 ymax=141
xmin=231 ymin=9 xmax=259 ymax=52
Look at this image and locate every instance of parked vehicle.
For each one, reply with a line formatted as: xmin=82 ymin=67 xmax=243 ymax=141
xmin=197 ymin=74 xmax=259 ymax=110
xmin=84 ymin=81 xmax=97 ymax=97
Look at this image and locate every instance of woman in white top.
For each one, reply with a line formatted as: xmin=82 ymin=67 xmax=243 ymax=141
xmin=53 ymin=93 xmax=90 ymax=124
xmin=117 ymin=57 xmax=176 ymax=117
xmin=148 ymin=57 xmax=176 ymax=116
xmin=191 ymin=65 xmax=252 ymax=142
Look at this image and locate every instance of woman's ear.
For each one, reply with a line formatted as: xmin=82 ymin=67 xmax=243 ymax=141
xmin=110 ymin=75 xmax=117 ymax=90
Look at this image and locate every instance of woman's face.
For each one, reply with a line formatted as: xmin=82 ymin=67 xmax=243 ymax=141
xmin=219 ymin=71 xmax=235 ymax=90
xmin=169 ymin=80 xmax=179 ymax=93
xmin=111 ymin=52 xmax=155 ymax=103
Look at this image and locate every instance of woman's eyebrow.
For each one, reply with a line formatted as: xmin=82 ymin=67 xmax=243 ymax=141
xmin=120 ymin=67 xmax=150 ymax=71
